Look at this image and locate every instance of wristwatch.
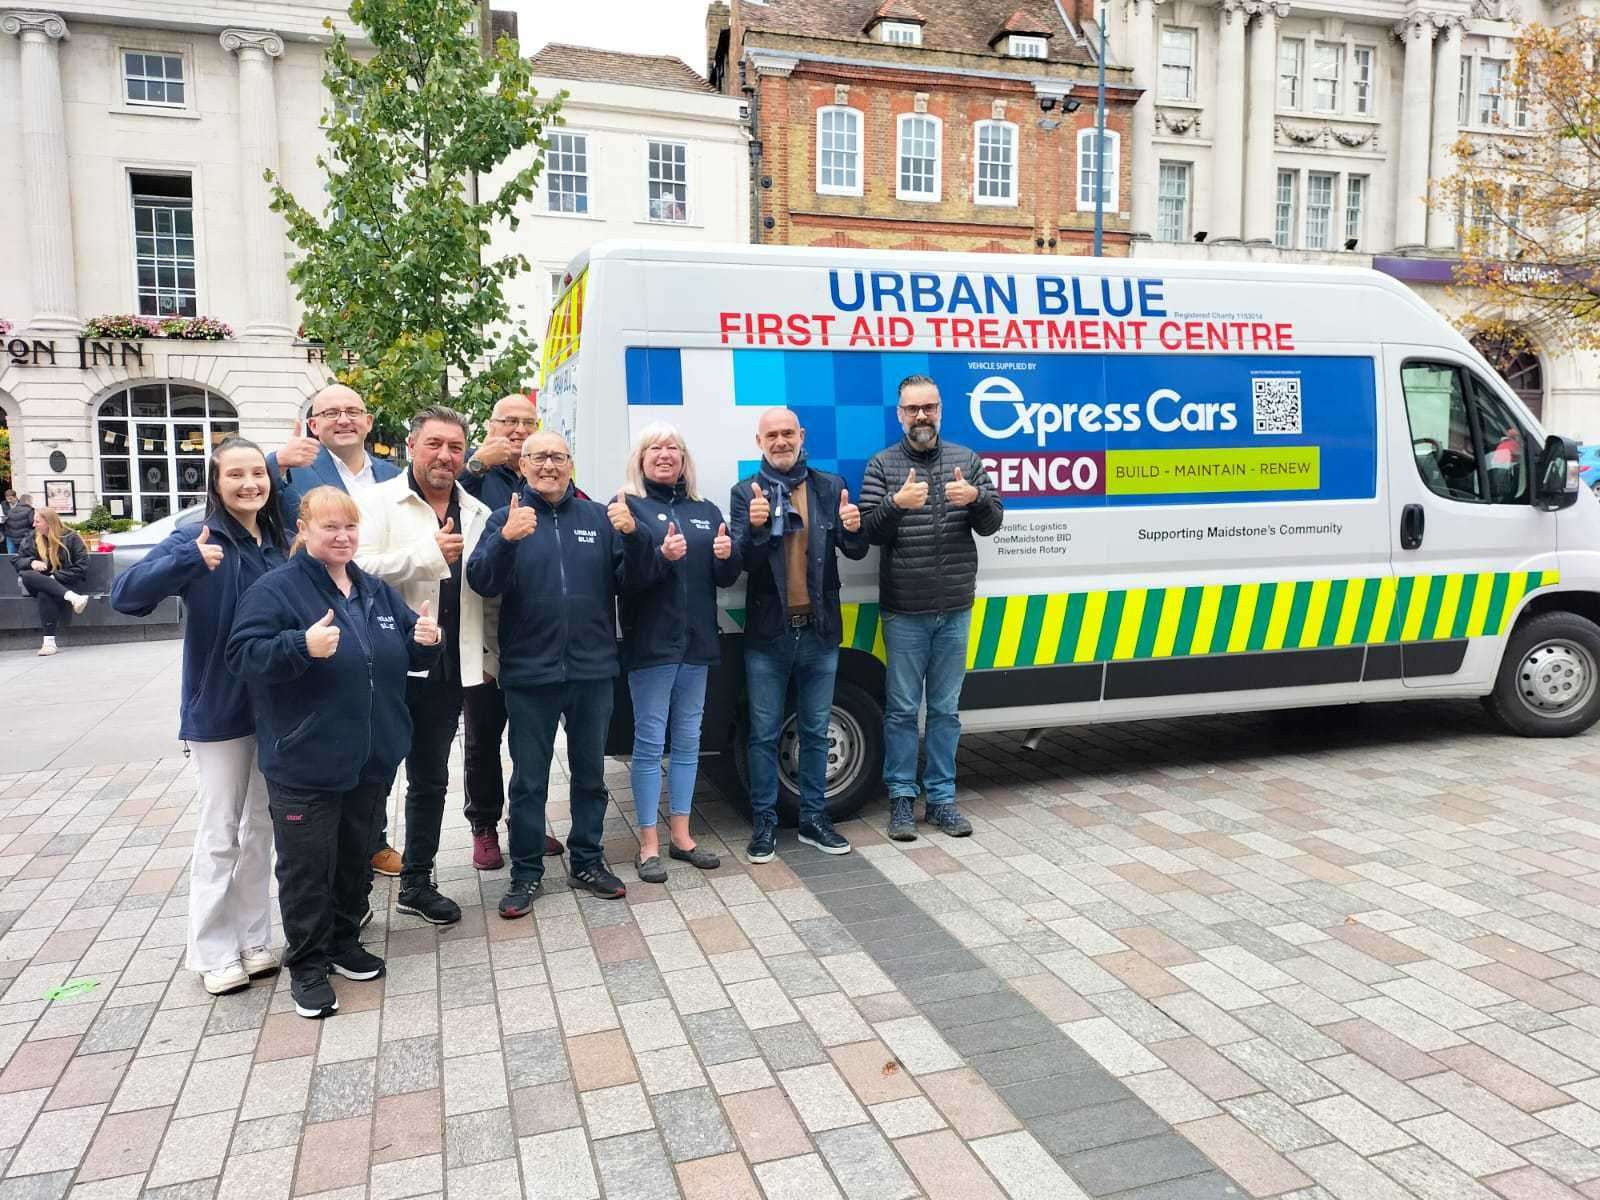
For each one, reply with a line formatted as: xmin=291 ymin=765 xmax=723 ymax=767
xmin=466 ymin=456 xmax=489 ymax=478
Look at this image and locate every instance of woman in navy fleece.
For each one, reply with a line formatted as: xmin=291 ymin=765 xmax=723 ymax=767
xmin=227 ymin=486 xmax=440 ymax=1019
xmin=111 ymin=437 xmax=289 ymax=997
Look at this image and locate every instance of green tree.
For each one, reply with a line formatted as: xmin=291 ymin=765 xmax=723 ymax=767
xmin=269 ymin=0 xmax=562 ymax=424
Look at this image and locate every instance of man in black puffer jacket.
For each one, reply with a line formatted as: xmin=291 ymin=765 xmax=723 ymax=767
xmin=859 ymin=374 xmax=1003 ymax=842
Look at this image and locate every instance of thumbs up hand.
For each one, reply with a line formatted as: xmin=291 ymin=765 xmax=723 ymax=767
xmin=838 ymin=487 xmax=861 ymax=533
xmin=195 ymin=524 xmax=225 ymax=571
xmin=607 ymin=492 xmax=636 ymax=534
xmin=661 ymin=522 xmax=688 ymax=561
xmin=277 ymin=417 xmax=321 ymax=470
xmin=894 ymin=467 xmax=929 ymax=510
xmin=747 ymin=481 xmax=770 ymax=528
xmin=712 ymin=522 xmax=732 ymax=560
xmin=413 ymin=600 xmax=441 ymax=646
xmin=435 ymin=515 xmax=464 ymax=564
xmin=306 ymin=608 xmax=340 ymax=658
xmin=945 ymin=466 xmax=978 ymax=508
xmin=502 ymin=492 xmax=538 ymax=541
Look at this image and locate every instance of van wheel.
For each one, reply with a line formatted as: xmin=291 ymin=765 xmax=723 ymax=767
xmin=1485 ymin=611 xmax=1600 ymax=737
xmin=733 ymin=679 xmax=884 ymax=828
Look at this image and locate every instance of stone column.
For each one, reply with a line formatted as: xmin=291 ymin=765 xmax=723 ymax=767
xmin=1426 ymin=17 xmax=1464 ymax=249
xmin=2 ymin=11 xmax=78 ymax=331
xmin=1242 ymin=1 xmax=1288 ymax=244
xmin=221 ymin=29 xmax=293 ymax=339
xmin=1209 ymin=0 xmax=1250 ymax=242
xmin=1394 ymin=12 xmax=1437 ymax=251
xmin=1127 ymin=0 xmax=1160 ymax=240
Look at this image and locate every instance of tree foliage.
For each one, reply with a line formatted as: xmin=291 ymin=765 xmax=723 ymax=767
xmin=1447 ymin=19 xmax=1600 ymax=351
xmin=269 ymin=0 xmax=562 ymax=423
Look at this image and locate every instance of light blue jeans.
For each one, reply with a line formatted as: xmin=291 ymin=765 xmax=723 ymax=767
xmin=628 ymin=663 xmax=709 ymax=827
xmin=882 ymin=608 xmax=972 ymax=807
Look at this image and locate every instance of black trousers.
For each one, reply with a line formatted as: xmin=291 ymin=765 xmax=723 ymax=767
xmin=462 ymin=680 xmax=508 ymax=832
xmin=267 ymin=777 xmax=386 ymax=975
xmin=18 ymin=571 xmax=70 ymax=635
xmin=400 ymin=672 xmax=464 ymax=887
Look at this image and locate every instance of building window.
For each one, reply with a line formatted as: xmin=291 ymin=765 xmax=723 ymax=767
xmin=1352 ymin=46 xmax=1375 ymax=115
xmin=1344 ymin=175 xmax=1366 ymax=246
xmin=96 ymin=384 xmax=238 ymax=524
xmin=547 ymin=131 xmax=589 ymax=214
xmin=550 ymin=271 xmax=566 ymax=303
xmin=1274 ymin=170 xmax=1297 ymax=247
xmin=880 ymin=21 xmax=922 ymax=45
xmin=131 ymin=173 xmax=196 ymax=318
xmin=1156 ymin=162 xmax=1190 ymax=242
xmin=1477 ymin=58 xmax=1505 ymax=125
xmin=974 ymin=120 xmax=1018 ymax=205
xmin=1159 ymin=28 xmax=1197 ymax=100
xmin=817 ymin=106 xmax=863 ymax=196
xmin=646 ymin=140 xmax=688 ymax=222
xmin=122 ymin=51 xmax=186 ymax=108
xmin=897 ymin=114 xmax=942 ymax=201
xmin=1305 ymin=171 xmax=1335 ymax=249
xmin=1076 ymin=128 xmax=1121 ymax=211
xmin=1458 ymin=57 xmax=1471 ymax=125
xmin=1278 ymin=38 xmax=1304 ymax=108
xmin=1008 ymin=35 xmax=1048 ymax=59
xmin=1310 ymin=42 xmax=1342 ymax=111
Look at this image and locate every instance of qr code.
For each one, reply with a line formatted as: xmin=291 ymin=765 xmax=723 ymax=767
xmin=1252 ymin=377 xmax=1302 ymax=435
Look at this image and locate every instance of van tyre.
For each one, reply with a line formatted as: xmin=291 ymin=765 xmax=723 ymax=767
xmin=1485 ymin=611 xmax=1600 ymax=737
xmin=734 ymin=679 xmax=884 ymax=828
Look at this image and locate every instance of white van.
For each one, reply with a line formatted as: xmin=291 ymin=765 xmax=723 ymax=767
xmin=542 ymin=241 xmax=1596 ymax=823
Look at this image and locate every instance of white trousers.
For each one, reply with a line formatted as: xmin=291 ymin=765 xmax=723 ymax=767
xmin=187 ymin=736 xmax=275 ymax=972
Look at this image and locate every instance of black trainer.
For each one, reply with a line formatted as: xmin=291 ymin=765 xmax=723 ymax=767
xmin=396 ymin=881 xmax=462 ymax=925
xmin=290 ymin=968 xmax=339 ymax=1019
xmin=568 ymin=862 xmax=627 ymax=899
xmin=798 ymin=820 xmax=851 ymax=855
xmin=746 ymin=818 xmax=777 ymax=865
xmin=499 ymin=880 xmax=541 ymax=919
xmin=329 ymin=945 xmax=385 ymax=981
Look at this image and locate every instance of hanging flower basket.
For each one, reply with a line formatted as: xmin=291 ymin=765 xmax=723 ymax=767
xmin=0 ymin=319 xmax=12 ymax=338
xmin=80 ymin=314 xmax=233 ymax=341
xmin=160 ymin=316 xmax=233 ymax=340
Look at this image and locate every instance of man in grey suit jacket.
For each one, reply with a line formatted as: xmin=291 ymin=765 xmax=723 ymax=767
xmin=267 ymin=384 xmax=400 ymax=526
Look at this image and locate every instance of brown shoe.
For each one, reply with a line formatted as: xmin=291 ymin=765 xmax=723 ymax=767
xmin=544 ymin=834 xmax=565 ymax=857
xmin=371 ymin=847 xmax=402 ymax=877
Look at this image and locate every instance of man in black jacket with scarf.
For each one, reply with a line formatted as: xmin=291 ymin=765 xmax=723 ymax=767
xmin=859 ymin=375 xmax=1003 ymax=842
xmin=729 ymin=408 xmax=868 ymax=864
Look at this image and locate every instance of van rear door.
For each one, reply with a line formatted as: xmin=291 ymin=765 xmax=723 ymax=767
xmin=1384 ymin=346 xmax=1556 ymax=688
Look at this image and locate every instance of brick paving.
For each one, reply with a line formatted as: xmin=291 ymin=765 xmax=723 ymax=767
xmin=3 ymin=675 xmax=1600 ymax=1197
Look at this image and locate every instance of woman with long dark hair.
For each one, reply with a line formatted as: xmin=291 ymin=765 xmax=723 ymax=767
xmin=111 ymin=437 xmax=290 ymax=995
xmin=14 ymin=507 xmax=89 ymax=656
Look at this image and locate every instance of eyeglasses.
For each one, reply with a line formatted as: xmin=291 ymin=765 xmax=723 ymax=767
xmin=898 ymin=403 xmax=941 ymax=417
xmin=313 ymin=407 xmax=369 ymax=421
xmin=491 ymin=416 xmax=538 ymax=429
xmin=522 ymin=451 xmax=571 ymax=465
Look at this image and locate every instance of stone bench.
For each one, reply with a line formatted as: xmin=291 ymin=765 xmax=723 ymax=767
xmin=0 ymin=556 xmax=181 ymax=649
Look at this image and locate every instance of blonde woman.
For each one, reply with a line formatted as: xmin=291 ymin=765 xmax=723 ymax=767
xmin=14 ymin=507 xmax=90 ymax=655
xmin=615 ymin=422 xmax=742 ymax=882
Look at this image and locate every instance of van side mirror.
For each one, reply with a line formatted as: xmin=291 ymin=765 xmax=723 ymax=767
xmin=1535 ymin=434 xmax=1581 ymax=511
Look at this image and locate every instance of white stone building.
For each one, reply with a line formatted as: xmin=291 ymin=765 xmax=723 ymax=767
xmin=1110 ymin=0 xmax=1599 ymax=435
xmin=496 ymin=43 xmax=750 ymax=356
xmin=0 ymin=1 xmax=367 ymax=521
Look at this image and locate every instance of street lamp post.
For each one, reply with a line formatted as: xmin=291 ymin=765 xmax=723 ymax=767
xmin=1093 ymin=2 xmax=1108 ymax=256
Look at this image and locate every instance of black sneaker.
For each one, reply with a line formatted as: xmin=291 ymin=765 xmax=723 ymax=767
xmin=746 ymin=818 xmax=777 ymax=865
xmin=329 ymin=945 xmax=385 ymax=981
xmin=887 ymin=796 xmax=917 ymax=842
xmin=396 ymin=881 xmax=462 ymax=925
xmin=798 ymin=820 xmax=851 ymax=855
xmin=499 ymin=880 xmax=541 ymax=919
xmin=568 ymin=862 xmax=627 ymax=899
xmin=290 ymin=969 xmax=339 ymax=1019
xmin=925 ymin=803 xmax=973 ymax=838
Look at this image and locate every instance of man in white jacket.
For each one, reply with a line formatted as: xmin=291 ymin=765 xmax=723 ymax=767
xmin=356 ymin=406 xmax=496 ymax=926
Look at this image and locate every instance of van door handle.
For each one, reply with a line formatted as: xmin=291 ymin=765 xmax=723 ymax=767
xmin=1400 ymin=503 xmax=1425 ymax=550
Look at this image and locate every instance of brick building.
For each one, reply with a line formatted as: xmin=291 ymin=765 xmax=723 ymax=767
xmin=706 ymin=0 xmax=1140 ymax=255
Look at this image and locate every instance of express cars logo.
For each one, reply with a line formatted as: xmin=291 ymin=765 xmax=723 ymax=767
xmin=968 ymin=377 xmax=1037 ymax=443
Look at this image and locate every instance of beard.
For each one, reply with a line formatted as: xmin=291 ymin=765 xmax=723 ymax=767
xmin=907 ymin=423 xmax=938 ymax=448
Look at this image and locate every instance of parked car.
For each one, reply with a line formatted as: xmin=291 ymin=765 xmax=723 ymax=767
xmin=100 ymin=504 xmax=204 ymax=575
xmin=1579 ymin=445 xmax=1600 ymax=496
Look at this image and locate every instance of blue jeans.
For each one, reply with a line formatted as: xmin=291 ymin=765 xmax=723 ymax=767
xmin=504 ymin=678 xmax=614 ymax=885
xmin=882 ymin=608 xmax=971 ymax=807
xmin=628 ymin=663 xmax=708 ymax=828
xmin=745 ymin=625 xmax=838 ymax=827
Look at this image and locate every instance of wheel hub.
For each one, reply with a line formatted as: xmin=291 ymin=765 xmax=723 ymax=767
xmin=1518 ymin=640 xmax=1597 ymax=716
xmin=778 ymin=707 xmax=865 ymax=800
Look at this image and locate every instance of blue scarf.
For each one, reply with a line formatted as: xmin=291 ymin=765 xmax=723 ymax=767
xmin=757 ymin=453 xmax=809 ymax=539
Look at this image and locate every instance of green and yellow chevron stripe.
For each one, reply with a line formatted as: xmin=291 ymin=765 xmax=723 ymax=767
xmin=828 ymin=569 xmax=1559 ymax=670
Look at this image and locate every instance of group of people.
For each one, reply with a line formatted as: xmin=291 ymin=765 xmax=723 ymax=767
xmin=6 ymin=489 xmax=92 ymax=656
xmin=86 ymin=373 xmax=999 ymax=1022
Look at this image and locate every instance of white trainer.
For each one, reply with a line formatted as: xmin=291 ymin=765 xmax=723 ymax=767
xmin=203 ymin=962 xmax=250 ymax=996
xmin=64 ymin=590 xmax=88 ymax=615
xmin=240 ymin=946 xmax=281 ymax=978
